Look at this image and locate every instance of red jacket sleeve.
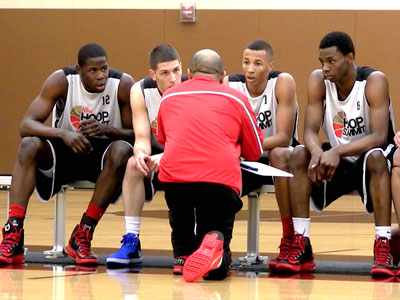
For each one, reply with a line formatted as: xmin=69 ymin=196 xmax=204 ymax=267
xmin=156 ymin=102 xmax=166 ymax=146
xmin=239 ymin=97 xmax=264 ymax=160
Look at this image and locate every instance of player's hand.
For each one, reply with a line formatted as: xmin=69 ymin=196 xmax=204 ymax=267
xmin=134 ymin=151 xmax=151 ymax=176
xmin=318 ymin=148 xmax=340 ymax=182
xmin=308 ymin=150 xmax=322 ymax=185
xmin=79 ymin=119 xmax=107 ymax=137
xmin=146 ymin=153 xmax=163 ymax=173
xmin=394 ymin=131 xmax=400 ymax=148
xmin=62 ymin=131 xmax=93 ymax=154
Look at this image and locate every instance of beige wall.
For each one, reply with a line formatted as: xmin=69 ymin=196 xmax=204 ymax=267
xmin=1 ymin=9 xmax=400 ymax=173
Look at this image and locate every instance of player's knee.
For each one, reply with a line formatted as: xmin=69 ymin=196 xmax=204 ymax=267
xmin=268 ymin=147 xmax=290 ymax=170
xmin=366 ymin=150 xmax=387 ymax=175
xmin=104 ymin=141 xmax=133 ymax=169
xmin=18 ymin=136 xmax=45 ymax=163
xmin=289 ymin=146 xmax=309 ymax=170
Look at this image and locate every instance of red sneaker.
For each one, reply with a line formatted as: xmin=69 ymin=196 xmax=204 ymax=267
xmin=371 ymin=236 xmax=396 ymax=277
xmin=268 ymin=236 xmax=292 ymax=271
xmin=65 ymin=224 xmax=98 ymax=265
xmin=276 ymin=233 xmax=315 ymax=273
xmin=173 ymin=256 xmax=188 ymax=275
xmin=183 ymin=231 xmax=224 ymax=282
xmin=0 ymin=221 xmax=25 ymax=264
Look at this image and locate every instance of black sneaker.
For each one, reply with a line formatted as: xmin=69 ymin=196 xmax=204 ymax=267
xmin=0 ymin=220 xmax=25 ymax=264
xmin=276 ymin=233 xmax=315 ymax=273
xmin=65 ymin=224 xmax=98 ymax=265
xmin=371 ymin=236 xmax=396 ymax=277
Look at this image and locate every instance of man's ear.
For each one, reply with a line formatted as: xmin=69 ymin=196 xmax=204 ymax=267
xmin=76 ymin=64 xmax=81 ymax=74
xmin=148 ymin=68 xmax=156 ymax=81
xmin=188 ymin=68 xmax=193 ymax=79
xmin=346 ymin=53 xmax=354 ymax=64
xmin=219 ymin=71 xmax=227 ymax=84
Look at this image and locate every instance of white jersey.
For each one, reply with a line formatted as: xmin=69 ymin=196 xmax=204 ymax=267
xmin=54 ymin=67 xmax=122 ymax=138
xmin=322 ymin=66 xmax=395 ymax=162
xmin=228 ymin=72 xmax=298 ymax=156
xmin=140 ymin=76 xmax=188 ymax=150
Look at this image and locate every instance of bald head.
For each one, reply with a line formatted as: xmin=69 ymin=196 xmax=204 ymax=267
xmin=189 ymin=49 xmax=224 ymax=81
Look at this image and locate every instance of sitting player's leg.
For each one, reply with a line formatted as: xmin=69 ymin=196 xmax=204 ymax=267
xmin=277 ymin=146 xmax=315 ymax=273
xmin=66 ymin=140 xmax=132 ymax=265
xmin=0 ymin=137 xmax=52 ymax=264
xmin=391 ymin=148 xmax=400 ymax=228
xmin=366 ymin=149 xmax=396 ymax=277
xmin=267 ymin=147 xmax=295 ymax=270
xmin=107 ymin=156 xmax=147 ymax=267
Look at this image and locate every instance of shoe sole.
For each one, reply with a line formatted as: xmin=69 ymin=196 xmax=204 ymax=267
xmin=276 ymin=261 xmax=316 ymax=273
xmin=183 ymin=231 xmax=224 ymax=282
xmin=371 ymin=267 xmax=397 ymax=277
xmin=106 ymin=257 xmax=143 ymax=267
xmin=0 ymin=254 xmax=25 ymax=264
xmin=173 ymin=265 xmax=184 ymax=275
xmin=65 ymin=245 xmax=98 ymax=265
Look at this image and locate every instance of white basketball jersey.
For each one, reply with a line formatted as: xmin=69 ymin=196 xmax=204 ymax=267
xmin=228 ymin=72 xmax=298 ymax=156
xmin=141 ymin=76 xmax=188 ymax=150
xmin=54 ymin=67 xmax=122 ymax=138
xmin=322 ymin=67 xmax=395 ymax=162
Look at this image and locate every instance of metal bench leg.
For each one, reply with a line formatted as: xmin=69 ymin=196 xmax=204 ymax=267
xmin=43 ymin=187 xmax=66 ymax=257
xmin=239 ymin=192 xmax=267 ymax=265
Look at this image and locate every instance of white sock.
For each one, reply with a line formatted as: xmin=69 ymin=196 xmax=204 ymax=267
xmin=292 ymin=217 xmax=311 ymax=237
xmin=375 ymin=226 xmax=391 ymax=239
xmin=125 ymin=216 xmax=140 ymax=235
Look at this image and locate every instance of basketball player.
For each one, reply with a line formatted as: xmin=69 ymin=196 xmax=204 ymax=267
xmin=0 ymin=43 xmax=134 ymax=265
xmin=281 ymin=31 xmax=396 ymax=277
xmin=107 ymin=45 xmax=186 ymax=269
xmin=224 ymin=39 xmax=299 ymax=271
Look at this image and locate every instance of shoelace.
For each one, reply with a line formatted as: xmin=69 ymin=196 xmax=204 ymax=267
xmin=74 ymin=227 xmax=93 ymax=254
xmin=287 ymin=234 xmax=304 ymax=262
xmin=276 ymin=237 xmax=291 ymax=260
xmin=121 ymin=235 xmax=138 ymax=250
xmin=374 ymin=238 xmax=391 ymax=265
xmin=0 ymin=232 xmax=20 ymax=253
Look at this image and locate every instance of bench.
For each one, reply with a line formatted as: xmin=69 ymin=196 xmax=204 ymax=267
xmin=239 ymin=184 xmax=275 ymax=265
xmin=0 ymin=175 xmax=94 ymax=258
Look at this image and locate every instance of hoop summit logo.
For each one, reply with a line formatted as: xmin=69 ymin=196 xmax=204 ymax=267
xmin=333 ymin=111 xmax=345 ymax=138
xmin=70 ymin=106 xmax=82 ymax=130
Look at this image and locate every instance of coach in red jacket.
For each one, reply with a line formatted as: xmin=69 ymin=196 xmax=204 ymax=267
xmin=157 ymin=49 xmax=263 ymax=282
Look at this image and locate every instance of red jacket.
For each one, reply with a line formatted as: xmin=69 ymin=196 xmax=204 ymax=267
xmin=157 ymin=76 xmax=263 ymax=194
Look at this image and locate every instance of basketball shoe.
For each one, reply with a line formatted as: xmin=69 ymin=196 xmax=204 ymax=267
xmin=173 ymin=256 xmax=188 ymax=275
xmin=371 ymin=236 xmax=396 ymax=277
xmin=276 ymin=233 xmax=315 ymax=273
xmin=0 ymin=220 xmax=25 ymax=264
xmin=107 ymin=233 xmax=143 ymax=267
xmin=66 ymin=224 xmax=98 ymax=265
xmin=183 ymin=231 xmax=224 ymax=282
xmin=268 ymin=236 xmax=292 ymax=271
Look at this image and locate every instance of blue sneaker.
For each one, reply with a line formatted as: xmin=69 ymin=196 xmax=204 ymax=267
xmin=107 ymin=234 xmax=143 ymax=267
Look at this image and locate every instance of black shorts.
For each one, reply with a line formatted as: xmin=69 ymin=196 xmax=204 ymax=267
xmin=35 ymin=138 xmax=132 ymax=201
xmin=240 ymin=156 xmax=274 ymax=197
xmin=310 ymin=143 xmax=395 ymax=214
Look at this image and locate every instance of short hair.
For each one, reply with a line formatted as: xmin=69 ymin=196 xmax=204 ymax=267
xmin=245 ymin=39 xmax=273 ymax=60
xmin=77 ymin=43 xmax=107 ymax=67
xmin=149 ymin=45 xmax=180 ymax=70
xmin=319 ymin=31 xmax=355 ymax=57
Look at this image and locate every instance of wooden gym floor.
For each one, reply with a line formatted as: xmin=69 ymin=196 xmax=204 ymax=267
xmin=0 ymin=189 xmax=400 ymax=299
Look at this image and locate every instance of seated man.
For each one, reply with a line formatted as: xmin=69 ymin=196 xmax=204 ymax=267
xmin=0 ymin=43 xmax=134 ymax=265
xmin=157 ymin=49 xmax=263 ymax=281
xmin=283 ymin=31 xmax=396 ymax=276
xmin=225 ymin=39 xmax=298 ymax=269
xmin=106 ymin=45 xmax=185 ymax=268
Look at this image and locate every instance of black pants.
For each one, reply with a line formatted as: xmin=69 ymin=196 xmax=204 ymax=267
xmin=163 ymin=182 xmax=243 ymax=257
